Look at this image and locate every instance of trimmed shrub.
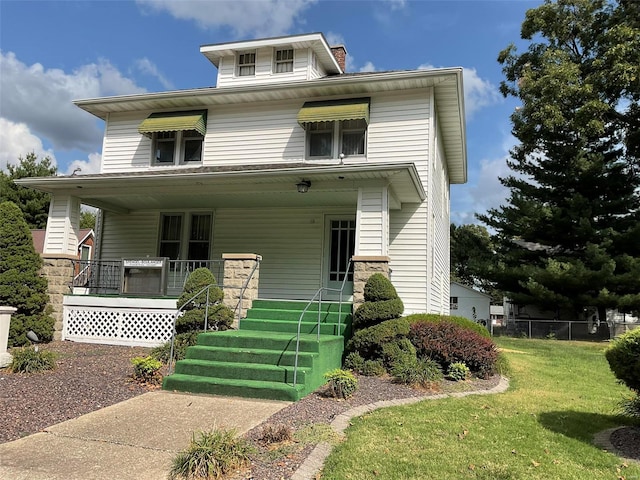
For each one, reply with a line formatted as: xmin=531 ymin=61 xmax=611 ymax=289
xmin=343 ymin=351 xmax=365 ymax=373
xmin=353 ymin=299 xmax=405 ymax=329
xmin=605 ymin=328 xmax=640 ymax=392
xmin=361 ymin=359 xmax=386 ymax=377
xmin=352 ymin=274 xmax=404 ymax=330
xmin=391 ymin=356 xmax=443 ymax=387
xmin=10 ymin=347 xmax=57 ymax=373
xmin=408 ymin=321 xmax=498 ymax=378
xmin=324 ymin=368 xmax=358 ymax=399
xmin=619 ymin=394 xmax=640 ymax=419
xmin=0 ymin=201 xmax=55 ymax=347
xmin=447 ymin=362 xmax=470 ymax=381
xmin=169 ymin=428 xmax=253 ymax=480
xmin=175 ymin=268 xmax=233 ymax=334
xmin=381 ymin=337 xmax=417 ymax=369
xmin=151 ymin=331 xmax=201 ymax=363
xmin=345 ymin=317 xmax=410 ymax=360
xmin=363 ymin=273 xmax=399 ymax=301
xmin=403 ymin=313 xmax=491 ymax=338
xmin=131 ymin=356 xmax=163 ymax=385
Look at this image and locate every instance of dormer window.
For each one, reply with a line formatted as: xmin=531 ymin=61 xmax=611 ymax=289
xmin=274 ymin=48 xmax=294 ymax=73
xmin=238 ymin=51 xmax=256 ymax=76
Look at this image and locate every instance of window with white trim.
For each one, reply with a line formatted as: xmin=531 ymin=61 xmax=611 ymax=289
xmin=159 ymin=212 xmax=212 ymax=261
xmin=237 ymin=51 xmax=256 ymax=76
xmin=450 ymin=296 xmax=459 ymax=310
xmin=307 ymin=119 xmax=367 ymax=159
xmin=153 ymin=129 xmax=203 ymax=165
xmin=274 ymin=48 xmax=294 ymax=73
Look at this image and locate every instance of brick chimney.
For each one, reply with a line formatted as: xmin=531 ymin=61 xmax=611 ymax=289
xmin=330 ymin=45 xmax=347 ymax=72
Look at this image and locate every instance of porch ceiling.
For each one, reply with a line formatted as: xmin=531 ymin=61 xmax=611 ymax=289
xmin=17 ymin=162 xmax=424 ymax=213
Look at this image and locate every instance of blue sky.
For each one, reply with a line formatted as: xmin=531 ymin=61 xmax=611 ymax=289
xmin=0 ymin=0 xmax=541 ymax=224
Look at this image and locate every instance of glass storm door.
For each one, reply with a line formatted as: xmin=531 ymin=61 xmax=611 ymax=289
xmin=325 ymin=218 xmax=355 ymax=296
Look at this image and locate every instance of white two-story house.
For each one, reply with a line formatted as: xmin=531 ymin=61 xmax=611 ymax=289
xmin=20 ymin=33 xmax=467 ymax=349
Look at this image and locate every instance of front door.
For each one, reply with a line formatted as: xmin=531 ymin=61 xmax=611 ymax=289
xmin=324 ymin=217 xmax=355 ymax=298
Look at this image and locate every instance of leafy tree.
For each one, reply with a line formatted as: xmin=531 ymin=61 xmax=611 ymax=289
xmin=479 ymin=0 xmax=640 ymax=318
xmin=450 ymin=224 xmax=501 ymax=300
xmin=0 ymin=201 xmax=55 ymax=346
xmin=0 ymin=153 xmax=57 ymax=229
xmin=80 ymin=210 xmax=96 ymax=230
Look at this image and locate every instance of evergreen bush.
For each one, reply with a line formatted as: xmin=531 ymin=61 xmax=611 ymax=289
xmin=175 ymin=268 xmax=233 ymax=334
xmin=605 ymin=328 xmax=640 ymax=392
xmin=352 ymin=274 xmax=404 ymax=329
xmin=343 ymin=351 xmax=365 ymax=373
xmin=0 ymin=201 xmax=55 ymax=347
xmin=381 ymin=337 xmax=417 ymax=369
xmin=361 ymin=359 xmax=385 ymax=377
xmin=345 ymin=317 xmax=410 ymax=360
xmin=408 ymin=321 xmax=499 ymax=378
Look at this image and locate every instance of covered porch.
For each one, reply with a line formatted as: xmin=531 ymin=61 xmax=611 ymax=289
xmin=21 ymin=163 xmax=424 ymax=346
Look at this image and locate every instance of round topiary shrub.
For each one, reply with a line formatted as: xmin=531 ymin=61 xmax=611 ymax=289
xmin=175 ymin=268 xmax=233 ymax=334
xmin=353 ymin=274 xmax=404 ymax=330
xmin=345 ymin=317 xmax=410 ymax=360
xmin=605 ymin=328 xmax=640 ymax=392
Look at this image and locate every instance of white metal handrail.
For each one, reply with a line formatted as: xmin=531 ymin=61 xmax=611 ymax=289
xmin=292 ymin=260 xmax=352 ymax=387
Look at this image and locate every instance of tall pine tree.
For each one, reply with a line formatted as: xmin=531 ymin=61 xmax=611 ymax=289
xmin=480 ymin=0 xmax=640 ymax=318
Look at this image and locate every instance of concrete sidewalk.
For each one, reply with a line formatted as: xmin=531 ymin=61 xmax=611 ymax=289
xmin=0 ymin=391 xmax=289 ymax=480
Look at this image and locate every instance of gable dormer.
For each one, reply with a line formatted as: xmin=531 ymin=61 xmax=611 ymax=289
xmin=200 ymin=32 xmax=344 ymax=88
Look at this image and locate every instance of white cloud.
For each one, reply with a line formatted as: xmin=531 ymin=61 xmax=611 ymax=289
xmin=359 ymin=61 xmax=376 ymax=73
xmin=66 ymin=152 xmax=102 ymax=176
xmin=135 ymin=58 xmax=175 ymax=90
xmin=0 ymin=118 xmax=57 ymax=171
xmin=0 ymin=52 xmax=147 ymax=154
xmin=418 ymin=63 xmax=500 ymax=118
xmin=137 ymin=0 xmax=317 ymax=37
xmin=384 ymin=0 xmax=406 ymax=10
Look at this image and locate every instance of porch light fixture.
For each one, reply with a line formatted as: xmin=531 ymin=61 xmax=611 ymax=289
xmin=296 ymin=180 xmax=311 ymax=193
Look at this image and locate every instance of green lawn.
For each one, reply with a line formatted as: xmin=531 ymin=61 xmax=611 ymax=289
xmin=321 ymin=338 xmax=640 ymax=479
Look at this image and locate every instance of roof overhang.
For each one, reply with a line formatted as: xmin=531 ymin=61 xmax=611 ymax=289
xmin=200 ymin=32 xmax=342 ymax=74
xmin=17 ymin=163 xmax=426 ymax=214
xmin=74 ymin=69 xmax=466 ymax=183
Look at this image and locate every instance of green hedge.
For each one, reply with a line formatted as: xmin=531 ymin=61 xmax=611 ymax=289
xmin=606 ymin=328 xmax=640 ymax=392
xmin=346 ymin=317 xmax=410 ymax=360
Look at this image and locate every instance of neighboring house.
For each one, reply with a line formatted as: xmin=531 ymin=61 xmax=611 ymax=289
xmin=490 ymin=305 xmax=505 ymax=326
xmin=449 ymin=282 xmax=490 ymax=326
xmin=19 ymin=33 xmax=467 ymax=349
xmin=31 ymin=228 xmax=94 ymax=261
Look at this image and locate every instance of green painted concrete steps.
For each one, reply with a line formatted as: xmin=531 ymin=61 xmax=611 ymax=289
xmin=163 ymin=299 xmax=352 ymax=401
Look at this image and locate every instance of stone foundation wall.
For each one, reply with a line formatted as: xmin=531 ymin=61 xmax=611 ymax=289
xmin=352 ymin=255 xmax=390 ymax=312
xmin=222 ymin=254 xmax=261 ymax=328
xmin=41 ymin=255 xmax=75 ymax=340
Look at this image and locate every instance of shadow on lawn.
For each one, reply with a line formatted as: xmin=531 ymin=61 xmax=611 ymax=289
xmin=538 ymin=410 xmax=633 ymax=444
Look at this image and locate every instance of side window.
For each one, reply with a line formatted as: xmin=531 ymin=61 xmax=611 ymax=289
xmin=158 ymin=213 xmax=212 ymax=261
xmin=306 ymin=120 xmax=366 ymax=159
xmin=340 ymin=119 xmax=366 ymax=157
xmin=307 ymin=121 xmax=334 ymax=158
xmin=159 ymin=214 xmax=183 ymax=260
xmin=152 ymin=130 xmax=203 ymax=165
xmin=450 ymin=297 xmax=459 ymax=310
xmin=154 ymin=132 xmax=176 ymax=163
xmin=182 ymin=130 xmax=204 ymax=162
xmin=238 ymin=51 xmax=256 ymax=76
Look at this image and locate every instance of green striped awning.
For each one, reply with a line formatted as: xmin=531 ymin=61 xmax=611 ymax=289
xmin=138 ymin=110 xmax=207 ymax=137
xmin=297 ymin=98 xmax=370 ymax=127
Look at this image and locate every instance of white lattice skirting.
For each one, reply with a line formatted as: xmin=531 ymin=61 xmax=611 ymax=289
xmin=63 ymin=296 xmax=178 ymax=347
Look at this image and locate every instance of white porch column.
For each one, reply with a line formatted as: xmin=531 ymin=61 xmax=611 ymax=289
xmin=44 ymin=194 xmax=81 ymax=255
xmin=0 ymin=306 xmax=17 ymax=367
xmin=355 ymin=185 xmax=389 ymax=256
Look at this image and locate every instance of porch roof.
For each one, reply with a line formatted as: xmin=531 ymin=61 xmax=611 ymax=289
xmin=17 ymin=162 xmax=425 ymax=214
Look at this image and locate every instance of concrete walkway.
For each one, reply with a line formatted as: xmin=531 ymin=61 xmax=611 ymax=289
xmin=0 ymin=391 xmax=289 ymax=480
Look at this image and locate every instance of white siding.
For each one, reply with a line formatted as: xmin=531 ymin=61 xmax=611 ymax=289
xmin=101 ymin=112 xmax=151 ymax=173
xmin=356 ymin=186 xmax=388 ymax=256
xmin=204 ymin=102 xmax=304 ymax=165
xmin=99 ymin=211 xmax=159 ymax=259
xmin=44 ymin=195 xmax=80 ymax=255
xmin=212 ymin=207 xmax=352 ymax=300
xmin=389 ymin=203 xmax=428 ymax=313
xmin=217 ymin=47 xmax=313 ymax=88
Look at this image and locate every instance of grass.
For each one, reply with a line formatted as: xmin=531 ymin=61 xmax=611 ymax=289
xmin=321 ymin=338 xmax=640 ymax=480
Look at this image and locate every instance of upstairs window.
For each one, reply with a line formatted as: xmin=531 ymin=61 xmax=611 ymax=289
xmin=138 ymin=110 xmax=207 ymax=166
xmin=274 ymin=48 xmax=294 ymax=73
xmin=238 ymin=51 xmax=256 ymax=76
xmin=298 ymin=98 xmax=370 ymax=160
